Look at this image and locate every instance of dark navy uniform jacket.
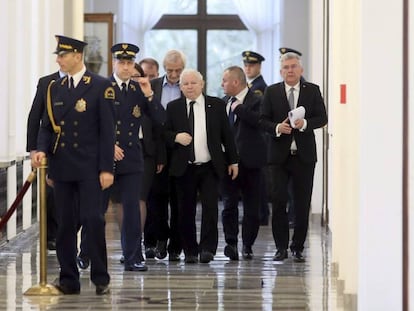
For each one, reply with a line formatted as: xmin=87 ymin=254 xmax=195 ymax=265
xmin=26 ymin=71 xmax=61 ymax=152
xmin=249 ymin=75 xmax=267 ymax=97
xmin=109 ymin=76 xmax=166 ymax=175
xmin=37 ymin=71 xmax=116 ymax=181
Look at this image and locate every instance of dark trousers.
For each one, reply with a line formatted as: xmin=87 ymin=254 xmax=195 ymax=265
xmin=269 ymin=156 xmax=315 ymax=252
xmin=103 ymin=173 xmax=142 ymax=266
xmin=147 ymin=167 xmax=181 ymax=254
xmin=46 ymin=184 xmax=57 ymax=242
xmin=54 ymin=179 xmax=109 ymax=290
xmin=142 ymin=156 xmax=157 ymax=248
xmin=221 ymin=164 xmax=261 ymax=247
xmin=175 ymin=162 xmax=218 ymax=256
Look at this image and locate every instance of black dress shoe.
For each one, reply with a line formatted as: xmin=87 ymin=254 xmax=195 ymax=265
xmin=145 ymin=247 xmax=156 ymax=259
xmin=119 ymin=255 xmax=125 ymax=264
xmin=76 ymin=256 xmax=90 ymax=269
xmin=155 ymin=240 xmax=168 ymax=259
xmin=199 ymin=251 xmax=214 ymax=263
xmin=53 ymin=279 xmax=80 ymax=295
xmin=96 ymin=284 xmax=110 ymax=295
xmin=47 ymin=240 xmax=56 ymax=251
xmin=292 ymin=251 xmax=305 ymax=262
xmin=273 ymin=249 xmax=288 ymax=261
xmin=242 ymin=245 xmax=253 ymax=260
xmin=224 ymin=244 xmax=239 ymax=260
xmin=184 ymin=255 xmax=198 ymax=264
xmin=168 ymin=253 xmax=180 ymax=262
xmin=124 ymin=262 xmax=148 ymax=271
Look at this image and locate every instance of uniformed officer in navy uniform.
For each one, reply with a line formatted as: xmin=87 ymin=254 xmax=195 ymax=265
xmin=242 ymin=50 xmax=269 ymax=226
xmin=33 ymin=35 xmax=115 ymax=295
xmin=242 ymin=51 xmax=267 ymax=96
xmin=105 ymin=43 xmax=166 ymax=272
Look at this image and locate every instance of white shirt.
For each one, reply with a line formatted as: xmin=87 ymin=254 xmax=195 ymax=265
xmin=187 ymin=94 xmax=211 ymax=164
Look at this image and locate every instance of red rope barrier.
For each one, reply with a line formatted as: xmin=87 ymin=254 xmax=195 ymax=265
xmin=0 ymin=170 xmax=37 ymax=232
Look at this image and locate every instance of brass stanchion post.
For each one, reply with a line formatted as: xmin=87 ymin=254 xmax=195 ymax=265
xmin=25 ymin=157 xmax=60 ymax=295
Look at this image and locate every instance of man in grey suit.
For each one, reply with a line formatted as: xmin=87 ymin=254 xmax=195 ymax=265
xmin=164 ymin=69 xmax=238 ymax=264
xmin=260 ymin=52 xmax=327 ymax=262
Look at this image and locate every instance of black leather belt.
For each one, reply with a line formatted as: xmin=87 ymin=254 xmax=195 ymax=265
xmin=290 ymin=150 xmax=297 ymax=156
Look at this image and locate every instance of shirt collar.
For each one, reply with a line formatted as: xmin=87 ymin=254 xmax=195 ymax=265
xmin=68 ymin=65 xmax=86 ymax=88
xmin=113 ymin=73 xmax=130 ymax=89
xmin=284 ymin=82 xmax=300 ymax=93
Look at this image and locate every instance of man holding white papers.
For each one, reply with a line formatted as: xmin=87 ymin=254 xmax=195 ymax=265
xmin=259 ymin=51 xmax=327 ymax=263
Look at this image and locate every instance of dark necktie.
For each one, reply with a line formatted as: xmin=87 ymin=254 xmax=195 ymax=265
xmin=69 ymin=77 xmax=74 ymax=89
xmin=121 ymin=82 xmax=127 ymax=98
xmin=288 ymin=87 xmax=295 ymax=110
xmin=188 ymin=101 xmax=196 ymax=162
xmin=228 ymin=96 xmax=237 ymax=126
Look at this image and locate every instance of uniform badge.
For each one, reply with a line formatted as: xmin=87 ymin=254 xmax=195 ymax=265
xmin=83 ymin=75 xmax=91 ymax=84
xmin=132 ymin=105 xmax=141 ymax=118
xmin=61 ymin=76 xmax=68 ymax=86
xmin=75 ymin=98 xmax=87 ymax=112
xmin=254 ymin=89 xmax=264 ymax=96
xmin=104 ymin=86 xmax=115 ymax=99
xmin=130 ymin=84 xmax=136 ymax=91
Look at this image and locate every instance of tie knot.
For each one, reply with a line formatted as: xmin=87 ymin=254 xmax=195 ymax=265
xmin=121 ymin=82 xmax=127 ymax=90
xmin=69 ymin=77 xmax=74 ymax=89
xmin=289 ymin=87 xmax=294 ymax=94
xmin=189 ymin=100 xmax=196 ymax=106
xmin=230 ymin=96 xmax=237 ymax=103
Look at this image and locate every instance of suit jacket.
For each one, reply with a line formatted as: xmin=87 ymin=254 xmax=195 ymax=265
xmin=249 ymin=75 xmax=267 ymax=97
xmin=260 ymin=81 xmax=327 ymax=164
xmin=109 ymin=75 xmax=166 ymax=174
xmin=224 ymin=90 xmax=266 ymax=168
xmin=37 ymin=71 xmax=116 ymax=181
xmin=26 ymin=71 xmax=61 ymax=152
xmin=165 ymin=95 xmax=238 ymax=178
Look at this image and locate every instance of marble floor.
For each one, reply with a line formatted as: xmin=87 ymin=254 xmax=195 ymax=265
xmin=0 ymin=205 xmax=351 ymax=311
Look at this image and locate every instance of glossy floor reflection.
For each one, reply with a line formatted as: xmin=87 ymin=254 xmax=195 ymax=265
xmin=0 ymin=205 xmax=350 ymax=310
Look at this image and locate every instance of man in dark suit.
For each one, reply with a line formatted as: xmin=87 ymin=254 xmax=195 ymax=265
xmin=32 ymin=35 xmax=115 ymax=295
xmin=260 ymin=51 xmax=327 ymax=262
xmin=147 ymin=50 xmax=186 ymax=261
xmin=104 ymin=43 xmax=165 ymax=272
xmin=220 ymin=66 xmax=267 ymax=260
xmin=26 ymin=69 xmax=65 ymax=250
xmin=164 ymin=69 xmax=238 ymax=264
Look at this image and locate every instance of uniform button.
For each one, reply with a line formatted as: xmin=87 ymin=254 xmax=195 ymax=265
xmin=128 ymin=132 xmax=132 ymax=136
xmin=117 ymin=121 xmax=121 ymax=125
xmin=60 ymin=120 xmax=65 ymax=125
xmin=128 ymin=142 xmax=133 ymax=146
xmin=61 ymin=132 xmax=65 ymax=136
xmin=115 ymin=141 xmax=120 ymax=145
xmin=130 ymin=123 xmax=134 ymax=127
xmin=73 ymin=121 xmax=78 ymax=126
xmin=60 ymin=142 xmax=65 ymax=147
xmin=116 ymin=130 xmax=121 ymax=135
xmin=73 ymin=143 xmax=78 ymax=148
xmin=73 ymin=132 xmax=78 ymax=137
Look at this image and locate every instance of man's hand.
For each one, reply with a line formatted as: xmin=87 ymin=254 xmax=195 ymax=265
xmin=278 ymin=117 xmax=292 ymax=134
xmin=114 ymin=144 xmax=124 ymax=161
xmin=31 ymin=151 xmax=46 ymax=168
xmin=293 ymin=118 xmax=304 ymax=129
xmin=227 ymin=164 xmax=239 ymax=180
xmin=135 ymin=76 xmax=152 ymax=96
xmin=156 ymin=164 xmax=164 ymax=174
xmin=175 ymin=132 xmax=193 ymax=146
xmin=99 ymin=171 xmax=114 ymax=190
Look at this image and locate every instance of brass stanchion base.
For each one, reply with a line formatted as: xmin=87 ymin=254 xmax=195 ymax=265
xmin=24 ymin=284 xmax=62 ymax=296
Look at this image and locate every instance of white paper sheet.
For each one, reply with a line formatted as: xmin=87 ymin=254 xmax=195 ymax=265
xmin=288 ymin=106 xmax=306 ymax=127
